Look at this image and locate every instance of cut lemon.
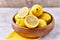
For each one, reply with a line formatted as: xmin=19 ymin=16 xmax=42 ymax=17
xmin=38 ymin=19 xmax=47 ymax=28
xmin=18 ymin=7 xmax=29 ymax=18
xmin=16 ymin=18 xmax=25 ymax=27
xmin=25 ymin=15 xmax=39 ymax=28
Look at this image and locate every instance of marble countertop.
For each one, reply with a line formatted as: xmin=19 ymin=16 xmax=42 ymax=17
xmin=0 ymin=8 xmax=60 ymax=40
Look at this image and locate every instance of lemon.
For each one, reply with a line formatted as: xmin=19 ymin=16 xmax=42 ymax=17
xmin=40 ymin=13 xmax=51 ymax=23
xmin=38 ymin=19 xmax=47 ymax=28
xmin=18 ymin=7 xmax=29 ymax=18
xmin=28 ymin=10 xmax=33 ymax=15
xmin=15 ymin=14 xmax=20 ymax=21
xmin=25 ymin=15 xmax=39 ymax=28
xmin=31 ymin=4 xmax=43 ymax=16
xmin=16 ymin=18 xmax=25 ymax=27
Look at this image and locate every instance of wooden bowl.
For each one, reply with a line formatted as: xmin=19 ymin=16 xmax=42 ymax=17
xmin=11 ymin=11 xmax=55 ymax=38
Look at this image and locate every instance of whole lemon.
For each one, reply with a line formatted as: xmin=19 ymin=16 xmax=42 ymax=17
xmin=28 ymin=10 xmax=33 ymax=15
xmin=31 ymin=4 xmax=43 ymax=16
xmin=15 ymin=14 xmax=20 ymax=21
xmin=40 ymin=13 xmax=52 ymax=23
xmin=38 ymin=19 xmax=47 ymax=28
xmin=16 ymin=19 xmax=25 ymax=27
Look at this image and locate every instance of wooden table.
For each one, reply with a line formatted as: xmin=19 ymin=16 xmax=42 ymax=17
xmin=0 ymin=8 xmax=60 ymax=40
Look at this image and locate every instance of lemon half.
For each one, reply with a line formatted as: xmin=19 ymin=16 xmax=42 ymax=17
xmin=18 ymin=7 xmax=29 ymax=18
xmin=25 ymin=15 xmax=39 ymax=28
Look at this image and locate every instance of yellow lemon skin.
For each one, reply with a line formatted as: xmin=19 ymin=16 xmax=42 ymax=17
xmin=40 ymin=13 xmax=52 ymax=23
xmin=28 ymin=10 xmax=33 ymax=15
xmin=15 ymin=14 xmax=20 ymax=21
xmin=31 ymin=4 xmax=43 ymax=16
xmin=38 ymin=19 xmax=47 ymax=28
xmin=25 ymin=15 xmax=39 ymax=28
xmin=16 ymin=18 xmax=25 ymax=27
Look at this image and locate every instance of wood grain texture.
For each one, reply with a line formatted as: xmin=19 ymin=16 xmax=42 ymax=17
xmin=0 ymin=8 xmax=60 ymax=40
xmin=11 ymin=11 xmax=55 ymax=38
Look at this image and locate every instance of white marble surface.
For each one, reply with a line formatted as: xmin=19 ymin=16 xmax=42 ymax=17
xmin=0 ymin=8 xmax=60 ymax=40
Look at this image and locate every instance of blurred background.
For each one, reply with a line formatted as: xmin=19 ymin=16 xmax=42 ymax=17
xmin=0 ymin=0 xmax=60 ymax=8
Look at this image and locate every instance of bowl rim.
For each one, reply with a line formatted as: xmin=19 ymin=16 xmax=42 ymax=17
xmin=11 ymin=11 xmax=54 ymax=30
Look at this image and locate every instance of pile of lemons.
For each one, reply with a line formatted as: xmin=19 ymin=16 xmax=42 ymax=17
xmin=14 ymin=4 xmax=52 ymax=28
